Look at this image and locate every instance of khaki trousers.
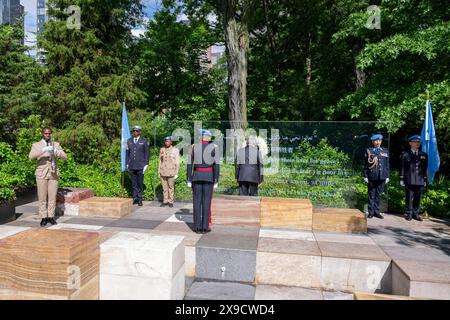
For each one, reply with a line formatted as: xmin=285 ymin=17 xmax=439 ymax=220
xmin=161 ymin=177 xmax=175 ymax=204
xmin=37 ymin=178 xmax=59 ymax=218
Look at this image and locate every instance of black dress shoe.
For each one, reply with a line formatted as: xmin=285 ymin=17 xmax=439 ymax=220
xmin=374 ymin=213 xmax=384 ymax=219
xmin=168 ymin=203 xmax=174 ymax=208
xmin=406 ymin=215 xmax=412 ymax=221
xmin=204 ymin=229 xmax=211 ymax=234
xmin=48 ymin=218 xmax=58 ymax=225
xmin=133 ymin=199 xmax=138 ymax=205
xmin=40 ymin=218 xmax=48 ymax=227
xmin=413 ymin=215 xmax=423 ymax=222
xmin=194 ymin=228 xmax=201 ymax=234
xmin=138 ymin=200 xmax=143 ymax=207
xmin=368 ymin=214 xmax=374 ymax=219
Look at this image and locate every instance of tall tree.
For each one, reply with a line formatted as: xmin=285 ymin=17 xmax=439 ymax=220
xmin=0 ymin=22 xmax=44 ymax=143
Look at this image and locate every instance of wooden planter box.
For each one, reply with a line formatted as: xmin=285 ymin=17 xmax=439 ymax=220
xmin=0 ymin=201 xmax=16 ymax=225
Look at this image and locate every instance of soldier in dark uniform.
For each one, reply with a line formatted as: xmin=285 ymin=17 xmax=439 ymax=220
xmin=126 ymin=125 xmax=150 ymax=206
xmin=400 ymin=135 xmax=428 ymax=221
xmin=364 ymin=134 xmax=390 ymax=219
xmin=235 ymin=135 xmax=264 ymax=196
xmin=187 ymin=129 xmax=220 ymax=234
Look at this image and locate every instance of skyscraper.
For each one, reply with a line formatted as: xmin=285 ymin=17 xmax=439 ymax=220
xmin=37 ymin=0 xmax=48 ymax=32
xmin=0 ymin=0 xmax=24 ymax=25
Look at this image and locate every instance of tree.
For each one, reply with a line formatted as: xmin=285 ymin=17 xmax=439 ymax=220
xmin=38 ymin=0 xmax=146 ymax=138
xmin=0 ymin=21 xmax=45 ymax=144
xmin=136 ymin=2 xmax=226 ymax=120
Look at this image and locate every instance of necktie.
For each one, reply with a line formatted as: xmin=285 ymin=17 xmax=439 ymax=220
xmin=134 ymin=138 xmax=138 ymax=144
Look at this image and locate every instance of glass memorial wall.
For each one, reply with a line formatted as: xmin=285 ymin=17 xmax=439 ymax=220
xmin=150 ymin=121 xmax=390 ymax=210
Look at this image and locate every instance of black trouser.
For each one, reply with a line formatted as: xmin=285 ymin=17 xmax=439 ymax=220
xmin=368 ymin=180 xmax=385 ymax=215
xmin=405 ymin=185 xmax=424 ymax=217
xmin=192 ymin=181 xmax=214 ymax=230
xmin=239 ymin=182 xmax=259 ymax=196
xmin=129 ymin=169 xmax=144 ymax=201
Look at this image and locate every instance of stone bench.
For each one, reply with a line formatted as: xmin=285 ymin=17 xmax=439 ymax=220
xmin=100 ymin=232 xmax=185 ymax=300
xmin=212 ymin=195 xmax=261 ymax=227
xmin=79 ymin=197 xmax=133 ymax=219
xmin=56 ymin=188 xmax=95 ymax=216
xmin=260 ymin=198 xmax=313 ymax=231
xmin=0 ymin=229 xmax=99 ymax=300
xmin=313 ymin=208 xmax=367 ymax=234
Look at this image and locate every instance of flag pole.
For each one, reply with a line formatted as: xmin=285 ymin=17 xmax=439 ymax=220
xmin=422 ymin=91 xmax=430 ymax=220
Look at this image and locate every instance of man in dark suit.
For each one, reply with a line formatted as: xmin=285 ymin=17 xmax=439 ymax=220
xmin=363 ymin=134 xmax=390 ymax=219
xmin=400 ymin=135 xmax=428 ymax=221
xmin=235 ymin=136 xmax=264 ymax=196
xmin=187 ymin=129 xmax=220 ymax=234
xmin=126 ymin=125 xmax=150 ymax=206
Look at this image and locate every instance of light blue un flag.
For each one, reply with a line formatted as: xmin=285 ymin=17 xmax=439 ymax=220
xmin=121 ymin=102 xmax=131 ymax=172
xmin=421 ymin=100 xmax=440 ymax=184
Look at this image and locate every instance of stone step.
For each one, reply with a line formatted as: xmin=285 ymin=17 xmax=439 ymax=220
xmin=255 ymin=229 xmax=391 ymax=293
xmin=185 ymin=281 xmax=256 ymax=300
xmin=313 ymin=208 xmax=367 ymax=234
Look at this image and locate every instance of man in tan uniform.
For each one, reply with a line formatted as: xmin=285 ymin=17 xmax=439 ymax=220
xmin=29 ymin=127 xmax=67 ymax=227
xmin=158 ymin=136 xmax=180 ymax=207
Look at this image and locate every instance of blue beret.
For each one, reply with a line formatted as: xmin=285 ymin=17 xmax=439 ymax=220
xmin=200 ymin=129 xmax=212 ymax=137
xmin=408 ymin=135 xmax=422 ymax=142
xmin=371 ymin=134 xmax=383 ymax=141
xmin=164 ymin=136 xmax=173 ymax=141
xmin=132 ymin=125 xmax=142 ymax=131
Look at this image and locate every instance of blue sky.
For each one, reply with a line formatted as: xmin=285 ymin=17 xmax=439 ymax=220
xmin=21 ymin=0 xmax=162 ymax=50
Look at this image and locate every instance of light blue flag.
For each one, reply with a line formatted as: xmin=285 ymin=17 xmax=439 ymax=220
xmin=421 ymin=100 xmax=440 ymax=184
xmin=121 ymin=102 xmax=131 ymax=172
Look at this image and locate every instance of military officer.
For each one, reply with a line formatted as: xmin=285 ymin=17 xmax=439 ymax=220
xmin=158 ymin=136 xmax=180 ymax=207
xmin=29 ymin=127 xmax=67 ymax=227
xmin=187 ymin=129 xmax=220 ymax=234
xmin=126 ymin=125 xmax=150 ymax=206
xmin=363 ymin=134 xmax=390 ymax=219
xmin=400 ymin=135 xmax=428 ymax=221
xmin=235 ymin=135 xmax=264 ymax=196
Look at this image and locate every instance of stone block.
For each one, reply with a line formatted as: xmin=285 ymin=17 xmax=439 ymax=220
xmin=0 ymin=229 xmax=99 ymax=299
xmin=100 ymin=232 xmax=184 ymax=279
xmin=196 ymin=246 xmax=257 ymax=283
xmin=211 ymin=195 xmax=261 ymax=227
xmin=56 ymin=188 xmax=95 ymax=216
xmin=392 ymin=260 xmax=450 ymax=300
xmin=100 ymin=266 xmax=185 ymax=300
xmin=313 ymin=208 xmax=367 ymax=233
xmin=260 ymin=198 xmax=313 ymax=231
xmin=79 ymin=197 xmax=133 ymax=219
xmin=100 ymin=232 xmax=185 ymax=300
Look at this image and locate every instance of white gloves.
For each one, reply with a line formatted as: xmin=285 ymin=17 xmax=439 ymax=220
xmin=400 ymin=180 xmax=405 ymax=187
xmin=385 ymin=178 xmax=390 ymax=184
xmin=214 ymin=183 xmax=218 ymax=190
xmin=187 ymin=182 xmax=192 ymax=188
xmin=42 ymin=146 xmax=54 ymax=153
xmin=364 ymin=177 xmax=369 ymax=184
xmin=174 ymin=175 xmax=178 ymax=180
xmin=143 ymin=165 xmax=148 ymax=173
